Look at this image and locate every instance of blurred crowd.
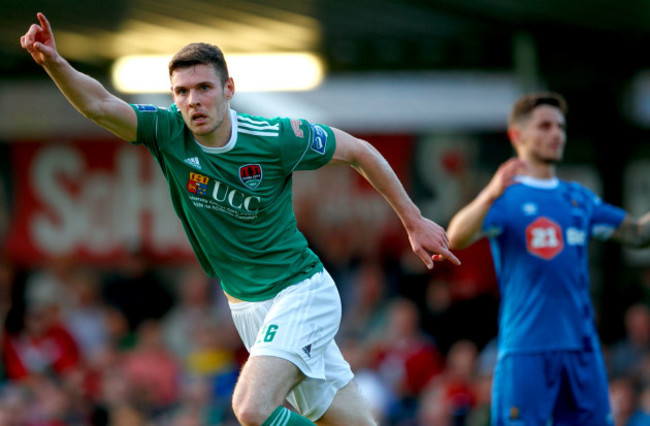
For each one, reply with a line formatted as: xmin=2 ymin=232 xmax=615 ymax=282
xmin=1 ymin=216 xmax=650 ymax=426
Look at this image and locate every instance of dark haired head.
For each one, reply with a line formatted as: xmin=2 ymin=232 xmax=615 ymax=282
xmin=169 ymin=43 xmax=229 ymax=84
xmin=508 ymin=92 xmax=568 ymax=128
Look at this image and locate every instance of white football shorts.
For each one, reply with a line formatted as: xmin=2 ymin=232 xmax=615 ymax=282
xmin=228 ymin=269 xmax=354 ymax=421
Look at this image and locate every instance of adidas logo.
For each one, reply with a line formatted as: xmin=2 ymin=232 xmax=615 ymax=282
xmin=301 ymin=344 xmax=312 ymax=358
xmin=184 ymin=157 xmax=201 ymax=169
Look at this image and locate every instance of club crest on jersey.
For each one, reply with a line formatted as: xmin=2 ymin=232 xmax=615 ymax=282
xmin=239 ymin=164 xmax=262 ymax=190
xmin=310 ymin=124 xmax=327 ymax=155
xmin=187 ymin=172 xmax=209 ymax=196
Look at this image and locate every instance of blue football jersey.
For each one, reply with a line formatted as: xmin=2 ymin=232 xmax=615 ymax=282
xmin=483 ymin=176 xmax=626 ymax=355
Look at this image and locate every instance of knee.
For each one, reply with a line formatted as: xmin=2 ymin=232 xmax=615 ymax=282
xmin=232 ymin=392 xmax=271 ymax=426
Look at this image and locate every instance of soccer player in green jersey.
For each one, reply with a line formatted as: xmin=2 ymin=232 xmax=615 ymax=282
xmin=21 ymin=13 xmax=460 ymax=426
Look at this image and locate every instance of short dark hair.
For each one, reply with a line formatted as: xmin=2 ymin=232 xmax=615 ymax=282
xmin=508 ymin=92 xmax=568 ymax=127
xmin=168 ymin=43 xmax=229 ymax=83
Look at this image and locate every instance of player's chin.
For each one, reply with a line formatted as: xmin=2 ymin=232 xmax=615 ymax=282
xmin=542 ymin=154 xmax=562 ymax=164
xmin=191 ymin=124 xmax=213 ymax=136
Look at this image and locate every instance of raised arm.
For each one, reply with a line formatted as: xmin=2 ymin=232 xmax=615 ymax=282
xmin=328 ymin=128 xmax=460 ymax=269
xmin=447 ymin=157 xmax=526 ymax=249
xmin=610 ymin=213 xmax=650 ymax=248
xmin=20 ymin=13 xmax=137 ymax=141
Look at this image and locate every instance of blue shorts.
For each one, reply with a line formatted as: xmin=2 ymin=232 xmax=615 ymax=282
xmin=491 ymin=350 xmax=613 ymax=426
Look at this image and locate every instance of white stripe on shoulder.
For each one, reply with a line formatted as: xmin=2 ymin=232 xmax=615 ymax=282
xmin=238 ymin=115 xmax=279 ymax=130
xmin=239 ymin=123 xmax=280 ymax=131
xmin=239 ymin=128 xmax=279 ymax=137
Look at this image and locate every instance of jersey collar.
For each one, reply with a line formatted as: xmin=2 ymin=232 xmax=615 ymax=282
xmin=514 ymin=175 xmax=559 ymax=189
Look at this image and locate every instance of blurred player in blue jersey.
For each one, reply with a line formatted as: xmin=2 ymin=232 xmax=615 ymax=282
xmin=447 ymin=92 xmax=650 ymax=425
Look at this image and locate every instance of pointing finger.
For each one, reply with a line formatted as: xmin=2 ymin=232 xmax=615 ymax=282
xmin=436 ymin=248 xmax=461 ymax=266
xmin=37 ymin=13 xmax=52 ymax=35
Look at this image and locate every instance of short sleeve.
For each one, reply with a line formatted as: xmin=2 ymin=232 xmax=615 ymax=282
xmin=483 ymin=196 xmax=506 ymax=237
xmin=279 ymin=118 xmax=336 ymax=174
xmin=129 ymin=103 xmax=162 ymax=147
xmin=588 ymin=191 xmax=626 ymax=240
xmin=129 ymin=103 xmax=181 ymax=170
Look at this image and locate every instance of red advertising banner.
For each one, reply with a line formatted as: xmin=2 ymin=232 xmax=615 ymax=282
xmin=4 ymin=139 xmax=193 ymax=266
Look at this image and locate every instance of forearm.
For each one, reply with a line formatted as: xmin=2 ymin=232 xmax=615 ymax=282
xmin=638 ymin=213 xmax=650 ymax=247
xmin=41 ymin=55 xmax=136 ymax=140
xmin=329 ymin=129 xmax=460 ymax=267
xmin=446 ymin=189 xmax=495 ymax=249
xmin=43 ymin=55 xmax=115 ymax=121
xmin=351 ymin=141 xmax=422 ymax=230
xmin=612 ymin=212 xmax=650 ymax=248
xmin=21 ymin=13 xmax=130 ymax=132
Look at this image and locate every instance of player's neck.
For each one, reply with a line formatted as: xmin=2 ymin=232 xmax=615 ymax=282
xmin=524 ymin=160 xmax=556 ymax=180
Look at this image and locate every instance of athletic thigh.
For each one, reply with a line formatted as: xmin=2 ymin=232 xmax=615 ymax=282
xmin=316 ymin=380 xmax=377 ymax=426
xmin=232 ymin=355 xmax=304 ymax=418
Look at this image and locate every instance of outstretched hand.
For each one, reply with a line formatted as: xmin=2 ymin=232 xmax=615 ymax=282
xmin=408 ymin=216 xmax=461 ymax=270
xmin=484 ymin=157 xmax=527 ymax=201
xmin=20 ymin=13 xmax=58 ymax=66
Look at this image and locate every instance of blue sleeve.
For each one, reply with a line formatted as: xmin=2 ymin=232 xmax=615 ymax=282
xmin=588 ymin=190 xmax=626 ymax=240
xmin=483 ymin=194 xmax=507 ymax=236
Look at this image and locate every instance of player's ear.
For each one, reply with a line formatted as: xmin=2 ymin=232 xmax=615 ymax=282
xmin=224 ymin=77 xmax=235 ymax=100
xmin=507 ymin=125 xmax=520 ymax=144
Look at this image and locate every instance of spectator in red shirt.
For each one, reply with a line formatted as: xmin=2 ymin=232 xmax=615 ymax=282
xmin=121 ymin=319 xmax=180 ymax=415
xmin=2 ymin=300 xmax=80 ymax=382
xmin=370 ymin=298 xmax=444 ymax=423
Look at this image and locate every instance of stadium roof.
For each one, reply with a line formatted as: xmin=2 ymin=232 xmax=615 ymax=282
xmin=2 ymin=0 xmax=650 ymax=77
xmin=3 ymin=0 xmax=650 ymax=138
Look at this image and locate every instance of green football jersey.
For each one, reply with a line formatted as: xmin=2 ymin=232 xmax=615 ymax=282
xmin=130 ymin=104 xmax=336 ymax=301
